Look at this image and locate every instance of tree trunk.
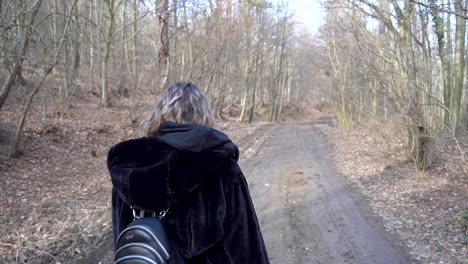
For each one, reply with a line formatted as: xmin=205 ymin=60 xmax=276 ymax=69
xmin=452 ymin=0 xmax=466 ymax=131
xmin=89 ymin=0 xmax=95 ymax=92
xmin=172 ymin=0 xmax=178 ymax=81
xmin=132 ymin=0 xmax=138 ymax=88
xmin=271 ymin=16 xmax=287 ymax=122
xmin=62 ymin=1 xmax=71 ymax=110
xmin=118 ymin=0 xmax=130 ymax=95
xmin=72 ymin=2 xmax=81 ymax=73
xmin=239 ymin=11 xmax=253 ymax=123
xmin=430 ymin=1 xmax=452 ymax=126
xmin=100 ymin=0 xmax=115 ymax=108
xmin=0 ymin=0 xmax=42 ymax=110
xmin=465 ymin=35 xmax=468 ymax=130
xmin=158 ymin=0 xmax=170 ymax=91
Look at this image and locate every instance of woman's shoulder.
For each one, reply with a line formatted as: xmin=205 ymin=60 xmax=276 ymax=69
xmin=211 ymin=154 xmax=245 ymax=193
xmin=214 ymin=141 xmax=239 ymax=161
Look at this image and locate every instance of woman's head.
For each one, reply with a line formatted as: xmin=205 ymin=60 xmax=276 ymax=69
xmin=139 ymin=81 xmax=215 ymax=137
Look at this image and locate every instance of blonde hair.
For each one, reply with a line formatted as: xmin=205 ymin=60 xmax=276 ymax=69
xmin=139 ymin=82 xmax=215 ymax=137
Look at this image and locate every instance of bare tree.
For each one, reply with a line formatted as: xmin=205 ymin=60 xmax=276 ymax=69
xmin=452 ymin=0 xmax=466 ymax=130
xmin=0 ymin=0 xmax=43 ymax=110
xmin=320 ymin=0 xmax=468 ymax=169
xmin=11 ymin=0 xmax=78 ymax=157
xmin=100 ymin=0 xmax=117 ymax=107
xmin=157 ymin=0 xmax=170 ymax=91
xmin=1 ymin=0 xmax=315 ymax=124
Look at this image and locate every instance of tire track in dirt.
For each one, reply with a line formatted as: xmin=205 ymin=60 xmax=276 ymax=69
xmin=241 ymin=122 xmax=414 ymax=264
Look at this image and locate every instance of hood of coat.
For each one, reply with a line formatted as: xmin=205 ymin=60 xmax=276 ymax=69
xmin=107 ymin=121 xmax=239 ymax=212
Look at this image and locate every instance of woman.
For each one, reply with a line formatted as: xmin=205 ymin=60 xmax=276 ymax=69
xmin=107 ymin=82 xmax=270 ymax=263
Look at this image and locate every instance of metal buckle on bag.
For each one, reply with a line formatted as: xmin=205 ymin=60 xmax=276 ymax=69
xmin=159 ymin=208 xmax=169 ymax=219
xmin=132 ymin=207 xmax=139 ymax=220
xmin=132 ymin=206 xmax=168 ymax=220
xmin=131 ymin=207 xmax=146 ymax=220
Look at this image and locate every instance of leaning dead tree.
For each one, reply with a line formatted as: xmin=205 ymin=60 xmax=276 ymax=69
xmin=11 ymin=0 xmax=79 ymax=157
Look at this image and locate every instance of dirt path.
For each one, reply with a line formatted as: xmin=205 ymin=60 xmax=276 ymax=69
xmin=90 ymin=121 xmax=414 ymax=263
xmin=240 ymin=121 xmax=414 ymax=264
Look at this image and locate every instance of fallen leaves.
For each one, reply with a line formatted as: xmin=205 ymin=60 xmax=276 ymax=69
xmin=321 ymin=122 xmax=467 ymax=263
xmin=0 ymin=99 xmax=131 ymax=263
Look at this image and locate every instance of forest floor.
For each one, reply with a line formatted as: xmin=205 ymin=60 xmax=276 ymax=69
xmin=0 ymin=92 xmax=466 ymax=263
xmin=321 ymin=122 xmax=467 ymax=263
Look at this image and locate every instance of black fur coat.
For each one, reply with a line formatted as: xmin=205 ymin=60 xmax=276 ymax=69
xmin=107 ymin=121 xmax=270 ymax=263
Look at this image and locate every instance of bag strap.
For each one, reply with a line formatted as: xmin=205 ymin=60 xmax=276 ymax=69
xmin=132 ymin=207 xmax=168 ymax=220
xmin=131 ymin=182 xmax=204 ymax=221
xmin=130 ymin=164 xmax=221 ymax=221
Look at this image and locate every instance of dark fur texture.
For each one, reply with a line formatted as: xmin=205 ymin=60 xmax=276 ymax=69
xmin=108 ymin=123 xmax=269 ymax=263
